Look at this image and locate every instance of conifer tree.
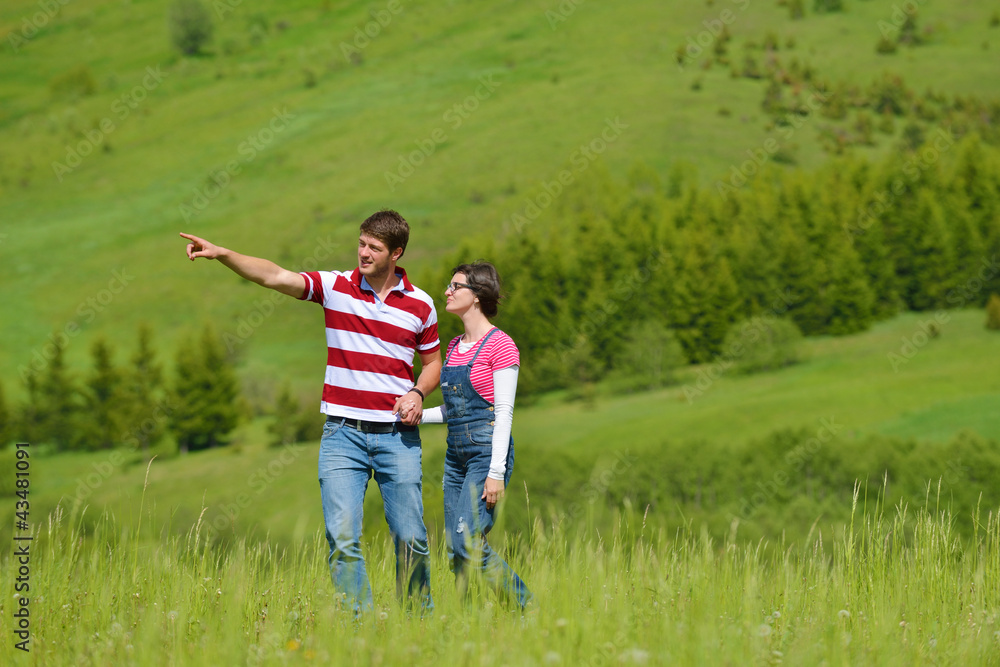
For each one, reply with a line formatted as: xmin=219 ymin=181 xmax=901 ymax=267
xmin=16 ymin=371 xmax=44 ymax=446
xmin=121 ymin=324 xmax=167 ymax=452
xmin=897 ymin=190 xmax=955 ymax=310
xmin=38 ymin=335 xmax=79 ymax=450
xmin=170 ymin=325 xmax=240 ymax=452
xmin=0 ymin=381 xmax=11 ymax=447
xmin=80 ymin=337 xmax=124 ymax=450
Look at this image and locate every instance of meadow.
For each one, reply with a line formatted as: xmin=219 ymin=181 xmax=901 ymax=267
xmin=1 ymin=479 xmax=998 ymax=665
xmin=3 ymin=0 xmax=1000 ymax=393
xmin=4 ymin=0 xmax=1000 ymax=662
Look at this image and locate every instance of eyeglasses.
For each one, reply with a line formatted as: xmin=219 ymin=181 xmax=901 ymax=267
xmin=445 ymin=282 xmax=475 ymax=293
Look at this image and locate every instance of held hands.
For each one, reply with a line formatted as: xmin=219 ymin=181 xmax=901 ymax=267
xmin=180 ymin=232 xmax=224 ymax=261
xmin=393 ymin=390 xmax=424 ymax=425
xmin=482 ymin=477 xmax=505 ymax=510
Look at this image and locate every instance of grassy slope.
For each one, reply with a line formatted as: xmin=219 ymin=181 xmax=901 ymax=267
xmin=1 ymin=0 xmax=1000 ymax=394
xmin=3 ymin=308 xmax=995 ymax=547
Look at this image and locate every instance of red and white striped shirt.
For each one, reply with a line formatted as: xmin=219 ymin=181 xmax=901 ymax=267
xmin=444 ymin=328 xmax=520 ymax=404
xmin=299 ymin=267 xmax=440 ymax=421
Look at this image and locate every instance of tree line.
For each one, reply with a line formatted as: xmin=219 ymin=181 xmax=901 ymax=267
xmin=427 ymin=133 xmax=1000 ymax=396
xmin=3 ymin=134 xmax=998 ymax=450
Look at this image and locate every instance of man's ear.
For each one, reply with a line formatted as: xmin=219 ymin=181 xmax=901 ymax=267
xmin=392 ymin=246 xmax=404 ymax=261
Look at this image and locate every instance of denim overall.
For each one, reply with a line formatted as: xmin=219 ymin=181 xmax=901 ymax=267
xmin=441 ymin=328 xmax=532 ymax=608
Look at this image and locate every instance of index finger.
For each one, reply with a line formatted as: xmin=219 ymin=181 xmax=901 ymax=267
xmin=179 ymin=232 xmax=203 ymax=244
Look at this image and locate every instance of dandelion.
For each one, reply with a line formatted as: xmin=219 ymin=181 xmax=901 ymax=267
xmin=838 ymin=610 xmax=850 ymax=620
xmin=288 ymin=611 xmax=299 ymax=622
xmin=167 ymin=611 xmax=178 ymax=622
xmin=286 ymin=639 xmax=301 ymax=651
xmin=772 ymin=611 xmax=781 ymax=619
xmin=378 ymin=611 xmax=388 ymax=620
xmin=556 ymin=618 xmax=569 ymax=628
xmin=544 ymin=651 xmax=562 ymax=663
xmin=757 ymin=624 xmax=772 ymax=637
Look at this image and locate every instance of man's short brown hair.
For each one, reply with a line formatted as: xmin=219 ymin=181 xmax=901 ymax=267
xmin=360 ymin=209 xmax=409 ymax=259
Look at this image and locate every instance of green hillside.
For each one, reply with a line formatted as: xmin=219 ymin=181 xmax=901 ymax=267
xmin=2 ymin=0 xmax=1000 ymax=391
xmin=3 ymin=308 xmax=996 ymax=548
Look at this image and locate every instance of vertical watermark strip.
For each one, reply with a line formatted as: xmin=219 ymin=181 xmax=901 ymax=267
xmin=13 ymin=442 xmax=33 ymax=652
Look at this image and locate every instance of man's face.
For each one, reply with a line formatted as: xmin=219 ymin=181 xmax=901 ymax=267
xmin=357 ymin=234 xmax=399 ymax=279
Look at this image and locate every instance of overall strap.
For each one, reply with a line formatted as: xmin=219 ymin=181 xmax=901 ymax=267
xmin=467 ymin=327 xmax=499 ymax=367
xmin=444 ymin=327 xmax=499 ymax=367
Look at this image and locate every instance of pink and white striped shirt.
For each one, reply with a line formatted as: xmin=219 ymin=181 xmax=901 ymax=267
xmin=444 ymin=328 xmax=520 ymax=404
xmin=299 ymin=267 xmax=439 ymax=421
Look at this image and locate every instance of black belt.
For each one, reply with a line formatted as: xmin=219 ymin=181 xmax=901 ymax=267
xmin=328 ymin=416 xmax=416 ymax=433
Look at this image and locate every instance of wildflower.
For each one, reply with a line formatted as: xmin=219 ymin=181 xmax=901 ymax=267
xmin=167 ymin=611 xmax=178 ymax=622
xmin=544 ymin=651 xmax=562 ymax=663
xmin=286 ymin=639 xmax=301 ymax=651
xmin=838 ymin=610 xmax=850 ymax=620
xmin=757 ymin=624 xmax=772 ymax=637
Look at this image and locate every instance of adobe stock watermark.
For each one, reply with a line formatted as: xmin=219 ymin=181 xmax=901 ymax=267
xmin=545 ymin=0 xmax=585 ymax=29
xmin=877 ymin=0 xmax=926 ymax=39
xmin=887 ymin=254 xmax=999 ymax=371
xmin=340 ymin=0 xmax=404 ymax=62
xmin=676 ymin=0 xmax=750 ymax=71
xmin=70 ymin=398 xmax=176 ymax=505
xmin=734 ymin=417 xmax=845 ymax=521
xmin=204 ymin=442 xmax=306 ymax=535
xmin=51 ymin=66 xmax=168 ymax=182
xmin=683 ymin=288 xmax=798 ymax=403
xmin=550 ymin=247 xmax=669 ymax=365
xmin=383 ymin=74 xmax=502 ymax=191
xmin=557 ymin=450 xmax=637 ymax=525
xmin=502 ymin=117 xmax=629 ymax=235
xmin=178 ymin=106 xmax=296 ymax=222
xmin=17 ymin=268 xmax=135 ymax=382
xmin=716 ymin=87 xmax=828 ymax=200
xmin=844 ymin=128 xmax=955 ymax=241
xmin=6 ymin=0 xmax=72 ymax=53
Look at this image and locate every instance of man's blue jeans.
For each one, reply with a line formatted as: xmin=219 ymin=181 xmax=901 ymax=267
xmin=318 ymin=419 xmax=432 ymax=613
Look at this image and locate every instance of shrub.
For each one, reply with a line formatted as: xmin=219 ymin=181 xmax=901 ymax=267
xmin=610 ymin=322 xmax=687 ymax=391
xmin=813 ymin=0 xmax=843 ymax=13
xmin=49 ymin=65 xmax=97 ymax=97
xmin=722 ymin=316 xmax=803 ymax=374
xmin=169 ymin=0 xmax=214 ymax=56
xmin=875 ymin=35 xmax=898 ymax=54
xmin=987 ymin=293 xmax=1000 ymax=330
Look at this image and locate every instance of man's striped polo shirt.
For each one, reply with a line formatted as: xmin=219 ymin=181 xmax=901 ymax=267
xmin=299 ymin=267 xmax=440 ymax=422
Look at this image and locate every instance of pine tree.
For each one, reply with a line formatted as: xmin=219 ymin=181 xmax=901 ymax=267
xmin=16 ymin=371 xmax=44 ymax=446
xmin=986 ymin=294 xmax=1000 ymax=330
xmin=268 ymin=381 xmax=302 ymax=447
xmin=121 ymin=324 xmax=166 ymax=452
xmin=170 ymin=325 xmax=240 ymax=453
xmin=0 ymin=380 xmax=11 ymax=447
xmin=897 ymin=190 xmax=955 ymax=310
xmin=80 ymin=337 xmax=124 ymax=450
xmin=38 ymin=335 xmax=79 ymax=449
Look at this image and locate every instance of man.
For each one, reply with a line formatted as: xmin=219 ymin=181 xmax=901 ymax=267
xmin=180 ymin=209 xmax=441 ymax=613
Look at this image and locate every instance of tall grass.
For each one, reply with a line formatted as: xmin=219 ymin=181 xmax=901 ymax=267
xmin=2 ymin=483 xmax=998 ymax=665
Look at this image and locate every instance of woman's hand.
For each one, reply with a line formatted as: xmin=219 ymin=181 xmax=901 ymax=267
xmin=482 ymin=477 xmax=505 ymax=510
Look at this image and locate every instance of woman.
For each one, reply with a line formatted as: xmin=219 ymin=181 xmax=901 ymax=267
xmin=400 ymin=262 xmax=532 ymax=608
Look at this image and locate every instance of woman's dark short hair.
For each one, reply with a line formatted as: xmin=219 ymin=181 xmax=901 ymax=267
xmin=452 ymin=261 xmax=502 ymax=318
xmin=360 ymin=209 xmax=409 ymax=258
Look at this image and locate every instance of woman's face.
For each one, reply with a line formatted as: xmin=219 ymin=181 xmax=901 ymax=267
xmin=444 ymin=272 xmax=477 ymax=315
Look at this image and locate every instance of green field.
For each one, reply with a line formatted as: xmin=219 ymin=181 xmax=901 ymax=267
xmin=3 ymin=308 xmax=995 ymax=550
xmin=3 ymin=1 xmax=1000 ymax=662
xmin=3 ymin=0 xmax=1000 ymax=392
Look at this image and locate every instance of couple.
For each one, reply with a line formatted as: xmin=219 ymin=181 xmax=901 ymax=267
xmin=180 ymin=210 xmax=531 ymax=613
